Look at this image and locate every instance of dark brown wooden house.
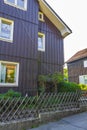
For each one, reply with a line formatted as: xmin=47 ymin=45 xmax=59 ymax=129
xmin=67 ymin=48 xmax=87 ymax=84
xmin=0 ymin=0 xmax=72 ymax=96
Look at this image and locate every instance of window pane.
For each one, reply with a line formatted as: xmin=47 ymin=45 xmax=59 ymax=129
xmin=6 ymin=65 xmax=16 ymax=83
xmin=85 ymin=80 xmax=87 ymax=84
xmin=17 ymin=0 xmax=25 ymax=8
xmin=1 ymin=64 xmax=6 ymax=83
xmin=1 ymin=63 xmax=16 ymax=83
xmin=38 ymin=36 xmax=43 ymax=49
xmin=84 ymin=75 xmax=87 ymax=84
xmin=7 ymin=0 xmax=15 ymax=3
xmin=0 ymin=20 xmax=11 ymax=39
xmin=84 ymin=61 xmax=87 ymax=67
xmin=79 ymin=76 xmax=84 ymax=84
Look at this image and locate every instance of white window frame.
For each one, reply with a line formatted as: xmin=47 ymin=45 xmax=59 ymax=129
xmin=38 ymin=32 xmax=45 ymax=52
xmin=79 ymin=75 xmax=87 ymax=85
xmin=4 ymin=0 xmax=27 ymax=11
xmin=0 ymin=17 xmax=14 ymax=42
xmin=0 ymin=61 xmax=19 ymax=86
xmin=38 ymin=12 xmax=44 ymax=22
xmin=84 ymin=60 xmax=87 ymax=68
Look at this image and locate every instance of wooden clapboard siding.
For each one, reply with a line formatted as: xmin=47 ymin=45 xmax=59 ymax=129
xmin=0 ymin=0 xmax=38 ymax=24
xmin=38 ymin=15 xmax=64 ymax=74
xmin=68 ymin=58 xmax=87 ymax=84
xmin=0 ymin=54 xmax=38 ymax=96
xmin=67 ymin=49 xmax=87 ymax=84
xmin=0 ymin=0 xmax=39 ymax=95
xmin=0 ymin=14 xmax=38 ymax=59
xmin=0 ymin=0 xmax=64 ymax=95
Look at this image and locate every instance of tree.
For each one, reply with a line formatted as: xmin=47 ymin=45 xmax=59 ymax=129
xmin=52 ymin=72 xmax=64 ymax=92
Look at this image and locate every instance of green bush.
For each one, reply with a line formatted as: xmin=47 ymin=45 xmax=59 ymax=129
xmin=38 ymin=72 xmax=64 ymax=93
xmin=0 ymin=89 xmax=21 ymax=99
xmin=38 ymin=75 xmax=47 ymax=94
xmin=79 ymin=84 xmax=87 ymax=91
xmin=58 ymin=81 xmax=81 ymax=92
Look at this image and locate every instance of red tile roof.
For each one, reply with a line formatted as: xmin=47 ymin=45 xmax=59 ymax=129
xmin=67 ymin=48 xmax=87 ymax=63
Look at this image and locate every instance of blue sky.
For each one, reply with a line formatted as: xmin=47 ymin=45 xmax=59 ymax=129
xmin=46 ymin=0 xmax=87 ymax=62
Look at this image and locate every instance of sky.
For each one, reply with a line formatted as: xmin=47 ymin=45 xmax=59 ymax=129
xmin=46 ymin=0 xmax=87 ymax=62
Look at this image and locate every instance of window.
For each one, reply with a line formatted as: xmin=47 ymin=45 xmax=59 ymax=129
xmin=38 ymin=12 xmax=44 ymax=21
xmin=0 ymin=61 xmax=19 ymax=86
xmin=84 ymin=60 xmax=87 ymax=67
xmin=4 ymin=0 xmax=27 ymax=10
xmin=38 ymin=32 xmax=45 ymax=51
xmin=0 ymin=17 xmax=14 ymax=42
xmin=79 ymin=75 xmax=87 ymax=84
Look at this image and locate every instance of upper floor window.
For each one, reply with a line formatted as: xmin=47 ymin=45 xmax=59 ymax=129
xmin=38 ymin=32 xmax=45 ymax=52
xmin=0 ymin=61 xmax=19 ymax=86
xmin=38 ymin=12 xmax=44 ymax=22
xmin=84 ymin=60 xmax=87 ymax=67
xmin=4 ymin=0 xmax=27 ymax=10
xmin=0 ymin=17 xmax=14 ymax=42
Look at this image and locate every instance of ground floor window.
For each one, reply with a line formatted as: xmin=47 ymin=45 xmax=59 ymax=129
xmin=0 ymin=61 xmax=19 ymax=86
xmin=79 ymin=75 xmax=87 ymax=84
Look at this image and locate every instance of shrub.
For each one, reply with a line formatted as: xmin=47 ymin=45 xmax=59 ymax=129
xmin=79 ymin=84 xmax=87 ymax=91
xmin=58 ymin=81 xmax=81 ymax=92
xmin=38 ymin=75 xmax=47 ymax=93
xmin=0 ymin=89 xmax=21 ymax=99
xmin=52 ymin=72 xmax=64 ymax=92
xmin=38 ymin=72 xmax=64 ymax=93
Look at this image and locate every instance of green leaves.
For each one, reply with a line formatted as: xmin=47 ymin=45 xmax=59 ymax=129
xmin=38 ymin=72 xmax=64 ymax=93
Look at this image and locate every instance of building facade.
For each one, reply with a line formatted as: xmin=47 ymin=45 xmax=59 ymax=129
xmin=67 ymin=48 xmax=87 ymax=84
xmin=0 ymin=0 xmax=71 ymax=95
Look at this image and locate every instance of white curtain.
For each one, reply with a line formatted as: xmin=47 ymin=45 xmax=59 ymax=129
xmin=0 ymin=63 xmax=1 ymax=82
xmin=14 ymin=66 xmax=16 ymax=83
xmin=1 ymin=64 xmax=6 ymax=83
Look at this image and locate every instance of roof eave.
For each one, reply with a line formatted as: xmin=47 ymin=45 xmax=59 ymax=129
xmin=38 ymin=0 xmax=72 ymax=38
xmin=67 ymin=57 xmax=87 ymax=64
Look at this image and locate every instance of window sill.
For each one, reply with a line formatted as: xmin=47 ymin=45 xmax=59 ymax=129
xmin=38 ymin=48 xmax=45 ymax=52
xmin=0 ymin=83 xmax=18 ymax=87
xmin=0 ymin=37 xmax=13 ymax=43
xmin=39 ymin=19 xmax=45 ymax=22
